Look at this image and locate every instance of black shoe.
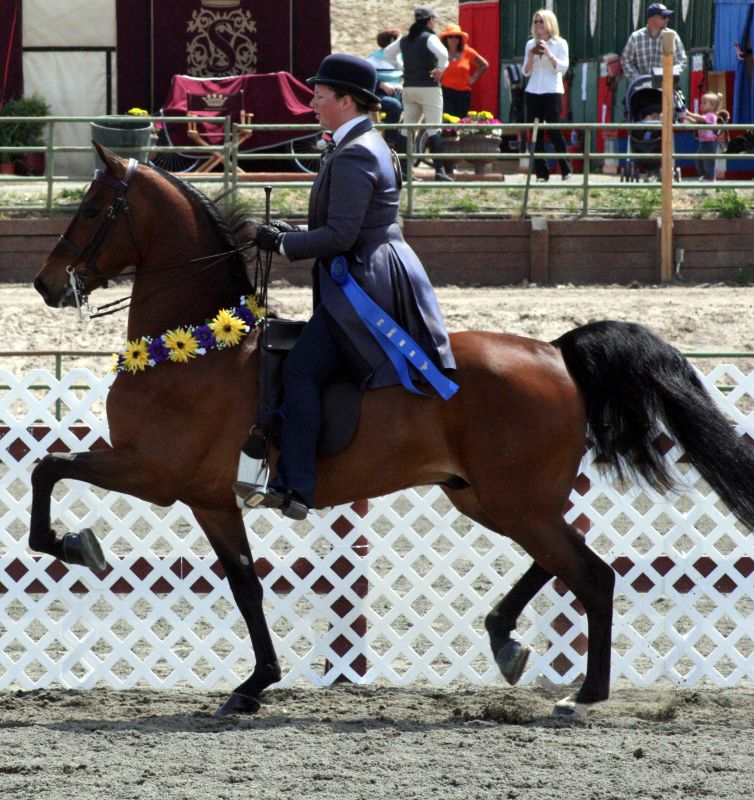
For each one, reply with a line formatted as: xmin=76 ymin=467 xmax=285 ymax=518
xmin=435 ymin=170 xmax=454 ymax=182
xmin=536 ymin=176 xmax=549 ymax=183
xmin=561 ymin=172 xmax=573 ymax=182
xmin=234 ymin=482 xmax=309 ymax=521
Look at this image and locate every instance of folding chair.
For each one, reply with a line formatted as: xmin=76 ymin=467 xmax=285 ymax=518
xmin=185 ymin=91 xmax=253 ymax=172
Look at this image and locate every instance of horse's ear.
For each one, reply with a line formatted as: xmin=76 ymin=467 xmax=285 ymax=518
xmin=92 ymin=141 xmax=123 ymax=173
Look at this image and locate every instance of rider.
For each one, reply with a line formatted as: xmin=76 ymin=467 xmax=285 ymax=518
xmin=234 ymin=53 xmax=457 ymax=520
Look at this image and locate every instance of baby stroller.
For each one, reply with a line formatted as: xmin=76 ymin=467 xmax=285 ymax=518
xmin=620 ymin=74 xmax=684 ymax=182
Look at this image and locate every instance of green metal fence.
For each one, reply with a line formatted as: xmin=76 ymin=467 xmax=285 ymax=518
xmin=1 ymin=116 xmax=753 ymax=219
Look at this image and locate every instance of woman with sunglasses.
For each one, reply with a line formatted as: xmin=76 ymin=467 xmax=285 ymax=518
xmin=522 ymin=9 xmax=572 ymax=182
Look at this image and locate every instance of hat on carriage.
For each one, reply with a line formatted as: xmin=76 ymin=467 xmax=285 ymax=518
xmin=307 ymin=54 xmax=381 ymax=106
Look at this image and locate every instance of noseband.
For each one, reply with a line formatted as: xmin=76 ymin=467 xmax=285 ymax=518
xmin=58 ymin=157 xmax=142 ymax=313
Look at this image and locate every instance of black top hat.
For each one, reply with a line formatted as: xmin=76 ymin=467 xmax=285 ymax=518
xmin=307 ymin=54 xmax=381 ymax=106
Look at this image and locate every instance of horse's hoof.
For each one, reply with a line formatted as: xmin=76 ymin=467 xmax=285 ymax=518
xmin=552 ymin=693 xmax=589 ymax=718
xmin=214 ymin=692 xmax=261 ymax=716
xmin=62 ymin=529 xmax=107 ymax=574
xmin=494 ymin=640 xmax=531 ymax=685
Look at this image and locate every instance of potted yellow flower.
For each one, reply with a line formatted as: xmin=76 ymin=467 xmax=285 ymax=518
xmin=91 ymin=107 xmax=154 ymax=170
xmin=440 ymin=110 xmax=504 ymax=176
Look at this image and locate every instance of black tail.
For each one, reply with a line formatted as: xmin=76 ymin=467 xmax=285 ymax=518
xmin=556 ymin=320 xmax=754 ymax=530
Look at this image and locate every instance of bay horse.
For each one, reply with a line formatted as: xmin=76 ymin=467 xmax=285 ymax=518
xmin=31 ymin=144 xmax=754 ymax=717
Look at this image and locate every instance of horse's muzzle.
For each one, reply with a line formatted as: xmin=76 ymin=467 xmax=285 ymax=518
xmin=34 ymin=275 xmax=71 ymax=308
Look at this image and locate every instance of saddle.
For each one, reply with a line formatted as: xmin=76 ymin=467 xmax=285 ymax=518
xmin=242 ymin=318 xmax=363 ymax=462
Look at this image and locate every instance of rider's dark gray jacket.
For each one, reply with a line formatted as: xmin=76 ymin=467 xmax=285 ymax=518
xmin=281 ymin=117 xmax=455 ymax=389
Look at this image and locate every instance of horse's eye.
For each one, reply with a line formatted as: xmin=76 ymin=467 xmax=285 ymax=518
xmin=81 ymin=204 xmax=100 ymax=219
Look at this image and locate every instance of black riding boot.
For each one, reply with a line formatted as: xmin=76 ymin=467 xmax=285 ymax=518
xmin=426 ymin=133 xmax=454 ymax=182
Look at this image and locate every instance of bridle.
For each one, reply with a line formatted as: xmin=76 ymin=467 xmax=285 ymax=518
xmin=54 ymin=156 xmax=269 ymax=321
xmin=57 ymin=157 xmax=142 ymax=316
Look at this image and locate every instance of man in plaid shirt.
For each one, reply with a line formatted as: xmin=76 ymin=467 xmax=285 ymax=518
xmin=621 ymin=3 xmax=687 ymax=83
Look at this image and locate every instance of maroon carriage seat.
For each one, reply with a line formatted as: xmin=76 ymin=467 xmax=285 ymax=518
xmin=154 ymin=72 xmax=317 ymax=173
xmin=185 ymin=90 xmax=253 ymax=173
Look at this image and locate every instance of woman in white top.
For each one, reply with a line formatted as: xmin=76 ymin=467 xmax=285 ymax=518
xmin=522 ymin=9 xmax=571 ymax=182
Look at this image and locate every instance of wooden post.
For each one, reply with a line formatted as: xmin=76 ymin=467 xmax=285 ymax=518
xmin=529 ymin=216 xmax=549 ymax=284
xmin=660 ymin=30 xmax=675 ymax=282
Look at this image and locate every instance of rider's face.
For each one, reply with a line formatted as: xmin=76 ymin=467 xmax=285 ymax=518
xmin=310 ymin=84 xmax=348 ymax=131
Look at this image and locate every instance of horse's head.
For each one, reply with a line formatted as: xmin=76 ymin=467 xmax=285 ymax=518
xmin=35 ymin=143 xmax=146 ymax=308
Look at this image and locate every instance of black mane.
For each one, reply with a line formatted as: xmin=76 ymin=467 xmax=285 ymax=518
xmin=151 ymin=165 xmax=253 ymax=295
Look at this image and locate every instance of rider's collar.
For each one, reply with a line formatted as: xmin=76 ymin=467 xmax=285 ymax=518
xmin=332 ymin=115 xmax=369 ymax=145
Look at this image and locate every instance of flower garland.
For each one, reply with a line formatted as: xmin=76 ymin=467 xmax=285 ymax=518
xmin=112 ymin=295 xmax=265 ymax=374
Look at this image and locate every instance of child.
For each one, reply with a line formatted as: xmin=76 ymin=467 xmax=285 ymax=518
xmin=685 ymin=92 xmax=728 ymax=181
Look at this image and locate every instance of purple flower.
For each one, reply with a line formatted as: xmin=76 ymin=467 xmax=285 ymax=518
xmin=194 ymin=324 xmax=216 ymax=349
xmin=148 ymin=336 xmax=170 ymax=363
xmin=235 ymin=305 xmax=256 ymax=326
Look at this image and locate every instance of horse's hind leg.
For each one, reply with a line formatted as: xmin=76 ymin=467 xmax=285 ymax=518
xmin=446 ymin=488 xmax=615 ymax=714
xmin=510 ymin=517 xmax=615 ymax=713
xmin=444 ymin=487 xmax=551 ymax=685
xmin=485 ymin=562 xmax=552 ymax=683
xmin=192 ymin=507 xmax=282 ymax=716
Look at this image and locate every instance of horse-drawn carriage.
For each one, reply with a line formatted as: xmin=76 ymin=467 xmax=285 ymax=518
xmin=151 ymin=71 xmax=323 ymax=173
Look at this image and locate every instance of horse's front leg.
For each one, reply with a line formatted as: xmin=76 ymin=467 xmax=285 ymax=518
xmin=192 ymin=507 xmax=282 ymax=716
xmin=30 ymin=448 xmax=153 ymax=572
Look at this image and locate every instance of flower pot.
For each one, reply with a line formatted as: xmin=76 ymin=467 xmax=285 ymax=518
xmin=14 ymin=152 xmax=46 ymax=177
xmin=441 ymin=133 xmax=503 ymax=175
xmin=91 ymin=119 xmax=153 ymax=170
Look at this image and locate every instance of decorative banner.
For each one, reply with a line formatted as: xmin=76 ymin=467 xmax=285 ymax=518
xmin=116 ymin=0 xmax=330 ymax=114
xmin=0 ymin=0 xmax=23 ymax=104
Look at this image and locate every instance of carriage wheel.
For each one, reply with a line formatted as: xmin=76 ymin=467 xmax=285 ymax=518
xmin=413 ymin=130 xmax=433 ymax=168
xmin=288 ymin=134 xmax=323 ymax=173
xmin=149 ymin=127 xmax=202 ymax=173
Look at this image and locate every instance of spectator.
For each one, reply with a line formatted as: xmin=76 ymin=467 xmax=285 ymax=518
xmin=621 ymin=3 xmax=687 ymax=84
xmin=522 ymin=8 xmax=571 ymax=182
xmin=384 ymin=6 xmax=453 ymax=181
xmin=685 ymin=91 xmax=729 ymax=182
xmin=438 ymin=23 xmax=489 ymax=119
xmin=367 ymin=28 xmax=403 ymax=147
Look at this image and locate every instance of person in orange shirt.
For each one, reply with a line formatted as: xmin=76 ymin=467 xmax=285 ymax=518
xmin=439 ymin=23 xmax=489 ymax=118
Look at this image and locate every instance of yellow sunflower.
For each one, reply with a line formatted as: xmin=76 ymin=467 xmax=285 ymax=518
xmin=243 ymin=295 xmax=266 ymax=319
xmin=210 ymin=308 xmax=246 ymax=347
xmin=164 ymin=327 xmax=199 ymax=363
xmin=122 ymin=338 xmax=149 ymax=373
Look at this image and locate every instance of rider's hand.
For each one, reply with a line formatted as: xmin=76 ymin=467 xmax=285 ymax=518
xmin=255 ymin=223 xmax=284 ymax=253
xmin=268 ymin=219 xmax=299 ymax=234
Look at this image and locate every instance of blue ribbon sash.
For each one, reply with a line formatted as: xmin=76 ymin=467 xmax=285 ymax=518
xmin=330 ymin=256 xmax=459 ymax=400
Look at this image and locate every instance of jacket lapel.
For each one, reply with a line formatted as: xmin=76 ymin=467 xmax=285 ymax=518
xmin=308 ymin=118 xmax=374 ymax=226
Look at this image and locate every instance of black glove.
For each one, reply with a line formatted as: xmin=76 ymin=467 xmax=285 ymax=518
xmin=268 ymin=219 xmax=300 ymax=234
xmin=255 ymin=223 xmax=284 ymax=253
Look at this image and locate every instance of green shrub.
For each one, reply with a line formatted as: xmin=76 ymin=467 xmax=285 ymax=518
xmin=701 ymin=189 xmax=749 ymax=218
xmin=0 ymin=94 xmax=51 ymax=165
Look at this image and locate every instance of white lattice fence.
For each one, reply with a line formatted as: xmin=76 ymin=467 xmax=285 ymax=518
xmin=0 ymin=365 xmax=752 ymax=691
